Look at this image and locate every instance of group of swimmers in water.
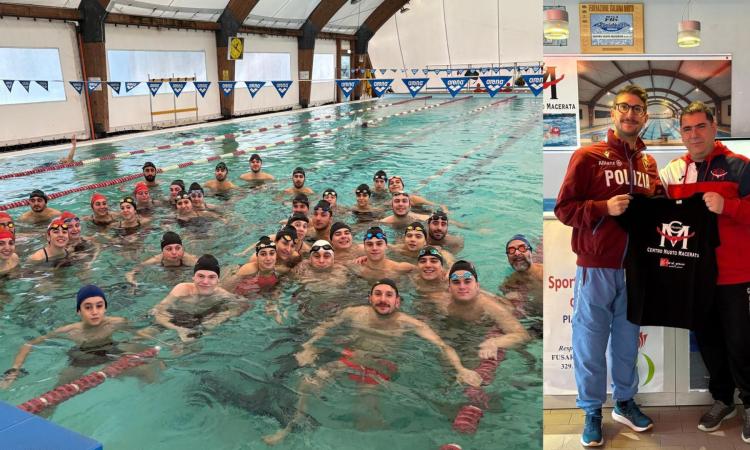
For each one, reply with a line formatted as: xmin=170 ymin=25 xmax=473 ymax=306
xmin=0 ymin=153 xmax=542 ymax=444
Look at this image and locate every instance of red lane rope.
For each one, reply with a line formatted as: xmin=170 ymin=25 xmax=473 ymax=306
xmin=0 ymin=96 xmax=428 ymax=181
xmin=17 ymin=347 xmax=160 ymax=415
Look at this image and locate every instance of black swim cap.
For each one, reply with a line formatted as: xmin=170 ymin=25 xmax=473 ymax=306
xmin=161 ymin=231 xmax=182 ymax=250
xmin=29 ymin=189 xmax=48 ymax=202
xmin=215 ymin=161 xmax=228 ymax=171
xmin=142 ymin=161 xmax=156 ymax=170
xmin=292 ymin=193 xmax=309 ymax=206
xmin=329 ymin=221 xmax=351 ymax=239
xmin=249 ymin=154 xmax=262 ymax=162
xmin=405 ymin=222 xmax=427 ymax=238
xmin=428 ymin=209 xmax=449 ymax=223
xmin=364 ymin=226 xmax=387 ymax=242
xmin=449 ymin=260 xmax=478 ymax=281
xmin=194 ymin=254 xmax=220 ymax=276
xmin=255 ymin=236 xmax=276 ymax=254
xmin=171 ymin=179 xmax=185 ymax=190
xmin=355 ymin=184 xmax=371 ymax=196
xmin=287 ymin=212 xmax=309 ymax=225
xmin=313 ymin=200 xmax=332 ymax=213
xmin=188 ymin=182 xmax=204 ymax=193
xmin=322 ymin=188 xmax=337 ymax=198
xmin=293 ymin=167 xmax=305 ymax=176
xmin=370 ymin=278 xmax=399 ymax=297
xmin=417 ymin=245 xmax=444 ymax=263
xmin=373 ymin=170 xmax=387 ymax=180
xmin=275 ymin=226 xmax=297 ymax=242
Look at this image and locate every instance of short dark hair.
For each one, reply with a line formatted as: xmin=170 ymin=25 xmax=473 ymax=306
xmin=614 ymin=84 xmax=648 ymax=107
xmin=680 ymin=101 xmax=715 ymax=126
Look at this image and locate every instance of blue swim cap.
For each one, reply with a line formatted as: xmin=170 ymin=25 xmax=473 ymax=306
xmin=76 ymin=285 xmax=107 ymax=311
xmin=506 ymin=234 xmax=531 ymax=250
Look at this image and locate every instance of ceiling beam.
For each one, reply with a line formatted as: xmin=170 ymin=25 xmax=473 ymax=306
xmin=667 ymin=60 xmax=683 ymax=91
xmin=647 ymin=60 xmax=655 ymax=90
xmin=0 ymin=3 xmax=80 ymax=20
xmin=107 ymin=13 xmax=219 ymax=30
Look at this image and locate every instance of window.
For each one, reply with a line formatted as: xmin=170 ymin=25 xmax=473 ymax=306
xmin=235 ymin=53 xmax=291 ymax=82
xmin=594 ymin=109 xmax=611 ymax=119
xmin=107 ymin=50 xmax=207 ymax=96
xmin=0 ymin=48 xmax=66 ymax=105
xmin=312 ymin=54 xmax=334 ymax=82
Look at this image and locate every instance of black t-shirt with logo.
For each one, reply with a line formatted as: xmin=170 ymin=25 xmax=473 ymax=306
xmin=616 ymin=194 xmax=719 ymax=330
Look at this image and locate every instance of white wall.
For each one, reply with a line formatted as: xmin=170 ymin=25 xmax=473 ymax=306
xmin=369 ymin=0 xmax=543 ymax=94
xmin=310 ymin=39 xmax=336 ymax=106
xmin=0 ymin=18 xmax=88 ymax=146
xmin=233 ymin=34 xmax=299 ymax=115
xmin=105 ymin=25 xmax=221 ymax=132
xmin=544 ymin=0 xmax=749 ymax=136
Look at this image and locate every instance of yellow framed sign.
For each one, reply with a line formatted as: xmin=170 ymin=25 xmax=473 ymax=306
xmin=228 ymin=37 xmax=244 ymax=60
xmin=579 ymin=3 xmax=644 ymax=54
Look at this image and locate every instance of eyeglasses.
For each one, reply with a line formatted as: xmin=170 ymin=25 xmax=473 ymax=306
xmin=311 ymin=244 xmax=333 ymax=252
xmin=680 ymin=122 xmax=710 ymax=134
xmin=450 ymin=272 xmax=474 ymax=281
xmin=506 ymin=244 xmax=530 ymax=255
xmin=365 ymin=232 xmax=386 ymax=240
xmin=613 ymin=103 xmax=646 ymax=116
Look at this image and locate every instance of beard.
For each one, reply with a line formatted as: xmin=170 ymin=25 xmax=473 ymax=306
xmin=144 ymin=174 xmax=156 ymax=182
xmin=510 ymin=255 xmax=532 ymax=272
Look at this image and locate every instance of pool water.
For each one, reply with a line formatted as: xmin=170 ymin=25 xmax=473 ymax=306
xmin=0 ymin=94 xmax=542 ymax=449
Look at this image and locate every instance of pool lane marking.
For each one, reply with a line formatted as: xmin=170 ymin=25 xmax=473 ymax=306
xmin=0 ymin=96 xmax=429 ymax=181
xmin=412 ymin=95 xmax=518 ymax=191
xmin=0 ymin=97 xmax=462 ymax=211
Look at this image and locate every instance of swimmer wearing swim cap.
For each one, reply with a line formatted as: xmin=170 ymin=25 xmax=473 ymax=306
xmin=19 ymin=189 xmax=61 ymax=225
xmin=385 ymin=176 xmax=439 ymax=211
xmin=0 ymin=229 xmax=19 ymax=275
xmin=427 ymin=209 xmax=464 ymax=253
xmin=205 ymin=161 xmax=238 ymax=192
xmin=126 ymin=231 xmax=198 ymax=288
xmin=133 ymin=182 xmax=156 ymax=212
xmin=118 ymin=196 xmax=150 ymax=230
xmin=262 ymin=279 xmax=482 ymax=445
xmin=499 ymin=234 xmax=543 ymax=319
xmin=223 ymin=237 xmax=280 ymax=302
xmin=409 ymin=246 xmax=447 ymax=294
xmin=188 ymin=182 xmax=214 ymax=211
xmin=169 ymin=180 xmax=186 ymax=206
xmin=310 ymin=200 xmax=334 ymax=241
xmin=352 ymin=227 xmax=415 ymax=281
xmin=381 ymin=192 xmax=430 ymax=228
xmin=27 ymin=218 xmax=70 ymax=265
xmin=291 ymin=193 xmax=310 ymax=216
xmin=142 ymin=161 xmax=159 ymax=187
xmin=240 ymin=154 xmax=274 ymax=182
xmin=283 ymin=167 xmax=314 ymax=196
xmin=287 ymin=212 xmax=311 ymax=253
xmin=86 ymin=193 xmax=117 ymax=227
xmin=0 ymin=284 xmax=137 ymax=390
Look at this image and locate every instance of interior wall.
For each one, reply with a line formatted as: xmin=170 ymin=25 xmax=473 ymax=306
xmin=369 ymin=0 xmax=542 ymax=94
xmin=544 ymin=0 xmax=748 ymax=136
xmin=0 ymin=18 xmax=88 ymax=147
xmin=105 ymin=25 xmax=221 ymax=132
xmin=233 ymin=34 xmax=299 ymax=115
xmin=310 ymin=39 xmax=336 ymax=107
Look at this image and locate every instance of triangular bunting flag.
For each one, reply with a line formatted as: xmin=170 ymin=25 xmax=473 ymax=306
xmin=69 ymin=81 xmax=84 ymax=94
xmin=422 ymin=69 xmax=429 ymax=75
xmin=402 ymin=78 xmax=429 ymax=97
xmin=106 ymin=81 xmax=121 ymax=94
xmin=147 ymin=81 xmax=162 ymax=96
xmin=3 ymin=80 xmax=13 ymax=92
xmin=479 ymin=75 xmax=513 ymax=98
xmin=271 ymin=80 xmax=293 ymax=98
xmin=493 ymin=67 xmax=501 ymax=74
xmin=244 ymin=81 xmax=265 ymax=98
xmin=521 ymin=74 xmax=544 ymax=96
xmin=19 ymin=80 xmax=31 ymax=92
xmin=35 ymin=81 xmax=49 ymax=91
xmin=480 ymin=68 xmax=488 ymax=74
xmin=335 ymin=79 xmax=360 ymax=98
xmin=125 ymin=82 xmax=141 ymax=93
xmin=380 ymin=69 xmax=388 ymax=75
xmin=169 ymin=81 xmax=187 ymax=97
xmin=392 ymin=69 xmax=399 ymax=73
xmin=193 ymin=81 xmax=211 ymax=97
xmin=411 ymin=69 xmax=419 ymax=75
xmin=441 ymin=77 xmax=469 ymax=98
xmin=369 ymin=69 xmax=376 ymax=76
xmin=219 ymin=81 xmax=236 ymax=96
xmin=368 ymin=79 xmax=393 ymax=98
xmin=87 ymin=81 xmax=101 ymax=92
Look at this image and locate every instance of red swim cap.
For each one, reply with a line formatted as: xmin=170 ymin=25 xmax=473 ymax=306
xmin=0 ymin=230 xmax=14 ymax=240
xmin=60 ymin=211 xmax=78 ymax=221
xmin=90 ymin=193 xmax=106 ymax=205
xmin=134 ymin=182 xmax=149 ymax=194
xmin=0 ymin=212 xmax=11 ymax=221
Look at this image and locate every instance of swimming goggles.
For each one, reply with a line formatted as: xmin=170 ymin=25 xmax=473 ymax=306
xmin=429 ymin=211 xmax=448 ymax=222
xmin=121 ymin=197 xmax=136 ymax=205
xmin=418 ymin=247 xmax=442 ymax=259
xmin=314 ymin=205 xmax=331 ymax=213
xmin=373 ymin=174 xmax=387 ymax=180
xmin=506 ymin=244 xmax=530 ymax=255
xmin=323 ymin=191 xmax=337 ymax=198
xmin=311 ymin=244 xmax=333 ymax=253
xmin=63 ymin=217 xmax=81 ymax=224
xmin=405 ymin=225 xmax=425 ymax=233
xmin=355 ymin=190 xmax=371 ymax=196
xmin=365 ymin=232 xmax=386 ymax=240
xmin=256 ymin=240 xmax=276 ymax=252
xmin=449 ymin=272 xmax=474 ymax=281
xmin=0 ymin=222 xmax=15 ymax=230
xmin=189 ymin=191 xmax=204 ymax=198
xmin=176 ymin=193 xmax=191 ymax=201
xmin=48 ymin=222 xmax=69 ymax=231
xmin=388 ymin=176 xmax=403 ymax=185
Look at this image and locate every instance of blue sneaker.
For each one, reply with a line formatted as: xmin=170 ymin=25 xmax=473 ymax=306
xmin=581 ymin=410 xmax=604 ymax=447
xmin=612 ymin=399 xmax=654 ymax=432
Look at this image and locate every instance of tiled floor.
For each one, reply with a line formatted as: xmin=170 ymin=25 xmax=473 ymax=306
xmin=544 ymin=406 xmax=748 ymax=449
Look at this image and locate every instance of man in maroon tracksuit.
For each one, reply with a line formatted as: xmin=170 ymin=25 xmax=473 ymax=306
xmin=660 ymin=101 xmax=750 ymax=441
xmin=555 ymin=84 xmax=660 ymax=446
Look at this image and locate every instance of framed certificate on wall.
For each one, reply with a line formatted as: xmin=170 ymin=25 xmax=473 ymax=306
xmin=579 ymin=3 xmax=644 ymax=53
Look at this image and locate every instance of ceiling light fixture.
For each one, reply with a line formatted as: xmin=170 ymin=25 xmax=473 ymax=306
xmin=543 ymin=8 xmax=569 ymax=40
xmin=678 ymin=0 xmax=701 ymax=48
